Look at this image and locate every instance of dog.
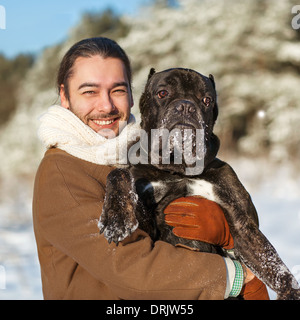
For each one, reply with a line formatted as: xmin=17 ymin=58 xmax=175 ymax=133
xmin=99 ymin=68 xmax=300 ymax=300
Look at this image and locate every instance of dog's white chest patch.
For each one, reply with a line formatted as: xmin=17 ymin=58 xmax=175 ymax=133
xmin=142 ymin=179 xmax=218 ymax=204
xmin=187 ymin=179 xmax=217 ymax=202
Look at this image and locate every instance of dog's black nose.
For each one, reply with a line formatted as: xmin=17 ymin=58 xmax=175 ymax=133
xmin=175 ymin=100 xmax=196 ymax=114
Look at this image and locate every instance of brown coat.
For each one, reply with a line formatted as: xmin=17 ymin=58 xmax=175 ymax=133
xmin=32 ymin=148 xmax=227 ymax=300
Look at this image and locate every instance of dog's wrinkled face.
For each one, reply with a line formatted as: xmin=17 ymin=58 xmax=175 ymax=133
xmin=139 ymin=68 xmax=220 ymax=175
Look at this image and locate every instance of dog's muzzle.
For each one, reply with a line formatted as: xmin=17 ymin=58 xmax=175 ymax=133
xmin=166 ymin=99 xmax=204 ymax=132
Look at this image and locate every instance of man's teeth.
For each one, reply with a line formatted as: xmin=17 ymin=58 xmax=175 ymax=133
xmin=93 ymin=119 xmax=115 ymax=125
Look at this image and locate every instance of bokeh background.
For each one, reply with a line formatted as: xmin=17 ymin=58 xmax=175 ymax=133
xmin=0 ymin=0 xmax=300 ymax=299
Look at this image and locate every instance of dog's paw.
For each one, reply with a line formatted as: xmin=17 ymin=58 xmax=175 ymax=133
xmin=277 ymin=288 xmax=300 ymax=300
xmin=99 ymin=208 xmax=138 ymax=245
xmin=99 ymin=190 xmax=139 ymax=245
xmin=99 ymin=168 xmax=139 ymax=245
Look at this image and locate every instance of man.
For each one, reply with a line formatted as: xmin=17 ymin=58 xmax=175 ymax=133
xmin=33 ymin=37 xmax=268 ymax=299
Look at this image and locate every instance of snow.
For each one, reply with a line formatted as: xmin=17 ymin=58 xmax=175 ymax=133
xmin=0 ymin=177 xmax=43 ymax=300
xmin=0 ymin=224 xmax=42 ymax=299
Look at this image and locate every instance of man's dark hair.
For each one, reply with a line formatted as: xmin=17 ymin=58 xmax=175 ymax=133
xmin=57 ymin=37 xmax=132 ymax=101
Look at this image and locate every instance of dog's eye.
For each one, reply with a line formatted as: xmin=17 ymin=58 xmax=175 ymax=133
xmin=157 ymin=90 xmax=169 ymax=99
xmin=203 ymin=97 xmax=212 ymax=106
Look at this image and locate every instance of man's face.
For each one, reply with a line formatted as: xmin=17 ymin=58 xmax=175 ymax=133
xmin=60 ymin=55 xmax=133 ymax=138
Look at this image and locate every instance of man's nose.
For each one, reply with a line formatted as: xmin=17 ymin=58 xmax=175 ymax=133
xmin=96 ymin=92 xmax=115 ymax=113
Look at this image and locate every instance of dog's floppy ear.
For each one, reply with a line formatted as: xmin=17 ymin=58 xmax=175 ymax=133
xmin=209 ymin=74 xmax=215 ymax=89
xmin=209 ymin=74 xmax=218 ymax=123
xmin=148 ymin=68 xmax=156 ymax=80
xmin=213 ymin=102 xmax=219 ymax=123
xmin=139 ymin=68 xmax=156 ymax=116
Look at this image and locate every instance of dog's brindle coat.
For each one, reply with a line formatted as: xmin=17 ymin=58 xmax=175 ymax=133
xmin=99 ymin=68 xmax=300 ymax=300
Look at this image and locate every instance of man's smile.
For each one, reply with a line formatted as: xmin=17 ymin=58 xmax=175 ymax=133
xmin=89 ymin=116 xmax=124 ymax=137
xmin=92 ymin=118 xmax=119 ymax=126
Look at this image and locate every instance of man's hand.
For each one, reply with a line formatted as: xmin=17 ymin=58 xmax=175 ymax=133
xmin=164 ymin=196 xmax=234 ymax=250
xmin=164 ymin=196 xmax=269 ymax=300
xmin=241 ymin=267 xmax=270 ymax=300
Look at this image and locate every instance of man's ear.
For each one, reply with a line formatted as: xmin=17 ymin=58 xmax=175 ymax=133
xmin=60 ymin=85 xmax=70 ymax=109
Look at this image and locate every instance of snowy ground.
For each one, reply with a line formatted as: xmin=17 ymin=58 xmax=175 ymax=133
xmin=0 ymin=158 xmax=299 ymax=300
xmin=0 ymin=176 xmax=43 ymax=299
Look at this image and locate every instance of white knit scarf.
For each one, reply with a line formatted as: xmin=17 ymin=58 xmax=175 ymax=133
xmin=38 ymin=105 xmax=141 ymax=165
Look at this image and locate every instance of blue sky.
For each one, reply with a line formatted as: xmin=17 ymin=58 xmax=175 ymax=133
xmin=0 ymin=0 xmax=150 ymax=58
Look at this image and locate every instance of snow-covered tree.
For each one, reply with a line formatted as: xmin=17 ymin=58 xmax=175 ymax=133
xmin=1 ymin=0 xmax=300 ymax=178
xmin=121 ymin=0 xmax=300 ymax=162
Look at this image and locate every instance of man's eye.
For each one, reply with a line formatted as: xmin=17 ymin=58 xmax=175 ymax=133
xmin=113 ymin=88 xmax=127 ymax=95
xmin=83 ymin=91 xmax=95 ymax=95
xmin=157 ymin=90 xmax=169 ymax=99
xmin=114 ymin=89 xmax=126 ymax=93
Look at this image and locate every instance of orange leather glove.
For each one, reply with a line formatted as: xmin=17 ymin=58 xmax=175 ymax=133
xmin=240 ymin=276 xmax=270 ymax=300
xmin=164 ymin=196 xmax=234 ymax=250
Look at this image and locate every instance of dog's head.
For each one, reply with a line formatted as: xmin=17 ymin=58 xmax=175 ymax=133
xmin=139 ymin=68 xmax=220 ymax=175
